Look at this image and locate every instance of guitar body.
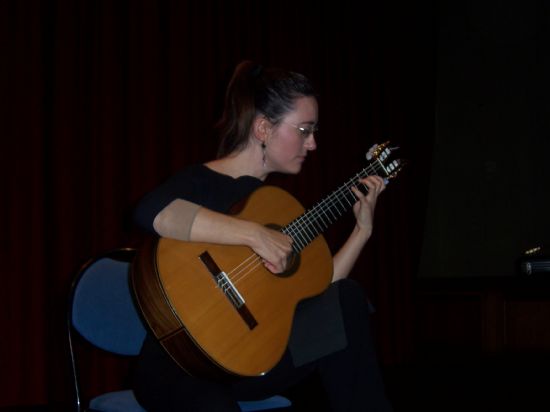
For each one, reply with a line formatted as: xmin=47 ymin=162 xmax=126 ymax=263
xmin=131 ymin=185 xmax=333 ymax=380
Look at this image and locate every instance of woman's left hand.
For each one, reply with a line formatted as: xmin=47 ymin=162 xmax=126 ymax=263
xmin=350 ymin=175 xmax=386 ymax=237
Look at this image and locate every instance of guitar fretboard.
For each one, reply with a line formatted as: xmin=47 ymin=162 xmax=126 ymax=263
xmin=282 ymin=154 xmax=396 ymax=253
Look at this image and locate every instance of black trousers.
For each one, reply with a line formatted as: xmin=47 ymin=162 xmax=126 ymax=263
xmin=132 ymin=279 xmax=393 ymax=412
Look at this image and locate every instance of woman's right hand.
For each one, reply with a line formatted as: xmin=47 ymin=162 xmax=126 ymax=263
xmin=165 ymin=205 xmax=294 ymax=273
xmin=248 ymin=223 xmax=293 ymax=274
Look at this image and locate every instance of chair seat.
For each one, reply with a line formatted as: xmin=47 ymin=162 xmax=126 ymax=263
xmin=88 ymin=389 xmax=291 ymax=412
xmin=89 ymin=390 xmax=145 ymax=412
xmin=238 ymin=395 xmax=292 ymax=411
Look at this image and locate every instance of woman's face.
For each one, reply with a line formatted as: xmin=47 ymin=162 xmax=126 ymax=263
xmin=266 ymin=96 xmax=318 ymax=175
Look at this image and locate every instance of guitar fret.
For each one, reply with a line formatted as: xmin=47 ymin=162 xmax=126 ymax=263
xmin=318 ymin=210 xmax=331 ymax=228
xmin=302 ymin=216 xmax=317 ymax=241
xmin=291 ymin=224 xmax=307 ymax=251
xmin=284 ymin=223 xmax=303 ymax=254
xmin=334 ymin=199 xmax=345 ymax=214
xmin=325 ymin=204 xmax=338 ymax=221
xmin=346 ymin=189 xmax=358 ymax=205
xmin=311 ymin=215 xmax=325 ymax=234
xmin=284 ymin=224 xmax=301 ymax=252
xmin=317 ymin=202 xmax=333 ymax=227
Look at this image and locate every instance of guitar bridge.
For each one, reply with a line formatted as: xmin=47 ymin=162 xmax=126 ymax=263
xmin=215 ymin=271 xmax=244 ymax=308
xmin=199 ymin=251 xmax=258 ymax=330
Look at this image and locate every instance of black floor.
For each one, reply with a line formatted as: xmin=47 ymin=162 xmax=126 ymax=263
xmin=284 ymin=354 xmax=550 ymax=411
xmin=2 ymin=355 xmax=549 ymax=411
xmin=385 ymin=361 xmax=549 ymax=412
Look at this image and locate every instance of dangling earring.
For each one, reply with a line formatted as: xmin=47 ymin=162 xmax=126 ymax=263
xmin=261 ymin=142 xmax=267 ymax=167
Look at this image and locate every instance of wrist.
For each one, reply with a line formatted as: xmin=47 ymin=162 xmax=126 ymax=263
xmin=238 ymin=219 xmax=262 ymax=248
xmin=353 ymin=224 xmax=372 ymax=242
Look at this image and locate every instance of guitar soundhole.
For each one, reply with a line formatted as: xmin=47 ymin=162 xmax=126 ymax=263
xmin=265 ymin=223 xmax=301 ymax=278
xmin=278 ymin=251 xmax=300 ymax=278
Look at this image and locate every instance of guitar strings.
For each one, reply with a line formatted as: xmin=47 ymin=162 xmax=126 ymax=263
xmin=222 ymin=161 xmax=385 ymax=288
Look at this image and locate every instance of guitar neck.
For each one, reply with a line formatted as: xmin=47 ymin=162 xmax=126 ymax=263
xmin=282 ymin=157 xmax=390 ymax=253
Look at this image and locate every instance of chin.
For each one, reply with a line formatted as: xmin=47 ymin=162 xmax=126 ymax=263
xmin=290 ymin=165 xmax=303 ymax=174
xmin=275 ymin=161 xmax=304 ymax=175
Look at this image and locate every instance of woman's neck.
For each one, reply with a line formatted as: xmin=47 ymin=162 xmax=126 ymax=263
xmin=205 ymin=149 xmax=268 ymax=181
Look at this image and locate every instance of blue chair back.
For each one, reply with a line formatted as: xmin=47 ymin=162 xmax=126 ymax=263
xmin=70 ymin=249 xmax=146 ymax=356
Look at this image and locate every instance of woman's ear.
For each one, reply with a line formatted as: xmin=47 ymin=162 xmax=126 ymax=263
xmin=253 ymin=116 xmax=271 ymax=144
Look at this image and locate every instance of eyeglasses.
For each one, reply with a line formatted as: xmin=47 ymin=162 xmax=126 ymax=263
xmin=283 ymin=122 xmax=318 ymax=139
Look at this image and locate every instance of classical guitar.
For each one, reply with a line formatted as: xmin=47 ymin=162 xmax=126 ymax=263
xmin=131 ymin=142 xmax=403 ymax=381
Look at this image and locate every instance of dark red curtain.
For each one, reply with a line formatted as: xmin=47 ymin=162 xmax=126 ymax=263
xmin=1 ymin=0 xmax=436 ymax=407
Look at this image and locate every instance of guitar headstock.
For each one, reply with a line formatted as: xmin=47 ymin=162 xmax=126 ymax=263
xmin=366 ymin=141 xmax=405 ymax=181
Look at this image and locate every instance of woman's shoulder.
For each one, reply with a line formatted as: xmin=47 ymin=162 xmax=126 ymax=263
xmin=178 ymin=163 xmax=262 ymax=187
xmin=168 ymin=163 xmax=217 ymax=185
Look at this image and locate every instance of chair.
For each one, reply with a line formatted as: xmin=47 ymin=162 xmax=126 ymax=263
xmin=67 ymin=248 xmax=291 ymax=412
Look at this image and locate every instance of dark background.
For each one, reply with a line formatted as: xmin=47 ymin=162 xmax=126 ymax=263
xmin=420 ymin=0 xmax=550 ymax=278
xmin=1 ymin=0 xmax=549 ymax=410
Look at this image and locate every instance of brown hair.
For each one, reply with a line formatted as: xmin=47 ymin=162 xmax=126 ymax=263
xmin=216 ymin=61 xmax=315 ymax=158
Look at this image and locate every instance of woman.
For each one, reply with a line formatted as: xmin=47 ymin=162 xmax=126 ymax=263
xmin=132 ymin=61 xmax=392 ymax=411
